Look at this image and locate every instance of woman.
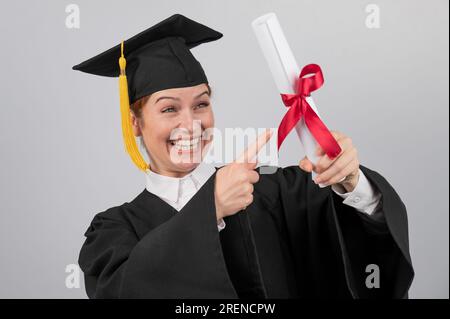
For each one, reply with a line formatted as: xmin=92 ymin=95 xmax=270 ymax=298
xmin=73 ymin=14 xmax=413 ymax=298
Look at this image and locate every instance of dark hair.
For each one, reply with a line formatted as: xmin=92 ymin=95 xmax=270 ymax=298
xmin=130 ymin=83 xmax=212 ymax=126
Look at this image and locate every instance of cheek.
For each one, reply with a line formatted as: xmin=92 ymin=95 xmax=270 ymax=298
xmin=199 ymin=109 xmax=214 ymax=129
xmin=141 ymin=115 xmax=172 ymax=146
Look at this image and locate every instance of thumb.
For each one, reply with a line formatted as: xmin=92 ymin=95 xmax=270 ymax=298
xmin=299 ymin=156 xmax=314 ymax=173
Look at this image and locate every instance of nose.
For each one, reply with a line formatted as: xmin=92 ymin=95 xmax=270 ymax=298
xmin=178 ymin=108 xmax=203 ymax=137
xmin=179 ymin=108 xmax=194 ymax=133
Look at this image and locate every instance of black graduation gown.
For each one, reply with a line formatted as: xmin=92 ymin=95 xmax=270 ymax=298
xmin=78 ymin=164 xmax=414 ymax=299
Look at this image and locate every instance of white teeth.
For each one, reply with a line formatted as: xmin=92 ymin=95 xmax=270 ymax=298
xmin=170 ymin=137 xmax=200 ymax=151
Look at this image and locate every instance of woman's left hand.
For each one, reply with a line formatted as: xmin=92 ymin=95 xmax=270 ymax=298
xmin=299 ymin=131 xmax=360 ymax=192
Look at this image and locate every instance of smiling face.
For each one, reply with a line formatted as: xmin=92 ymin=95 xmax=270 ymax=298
xmin=130 ymin=83 xmax=215 ymax=178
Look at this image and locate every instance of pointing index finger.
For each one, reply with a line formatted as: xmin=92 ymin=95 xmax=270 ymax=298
xmin=235 ymin=129 xmax=273 ymax=164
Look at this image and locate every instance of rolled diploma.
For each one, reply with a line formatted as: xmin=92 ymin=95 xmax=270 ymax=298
xmin=252 ymin=13 xmax=329 ymax=187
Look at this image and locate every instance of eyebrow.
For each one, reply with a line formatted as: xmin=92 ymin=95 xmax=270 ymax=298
xmin=155 ymin=91 xmax=210 ymax=104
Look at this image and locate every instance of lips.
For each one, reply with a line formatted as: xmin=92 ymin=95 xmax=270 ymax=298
xmin=168 ymin=136 xmax=201 ymax=152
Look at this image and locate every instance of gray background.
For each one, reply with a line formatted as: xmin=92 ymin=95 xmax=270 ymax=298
xmin=0 ymin=0 xmax=448 ymax=298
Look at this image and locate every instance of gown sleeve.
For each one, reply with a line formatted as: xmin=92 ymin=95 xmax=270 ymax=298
xmin=78 ymin=175 xmax=237 ymax=299
xmin=270 ymin=164 xmax=414 ymax=299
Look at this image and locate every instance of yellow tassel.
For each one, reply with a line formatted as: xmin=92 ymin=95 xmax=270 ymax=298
xmin=118 ymin=41 xmax=149 ymax=171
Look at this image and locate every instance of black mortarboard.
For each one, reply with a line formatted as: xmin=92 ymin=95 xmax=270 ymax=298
xmin=72 ymin=14 xmax=222 ymax=171
xmin=73 ymin=13 xmax=222 ymax=104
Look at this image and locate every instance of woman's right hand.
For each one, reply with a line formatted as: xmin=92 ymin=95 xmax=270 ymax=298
xmin=214 ymin=129 xmax=273 ymax=220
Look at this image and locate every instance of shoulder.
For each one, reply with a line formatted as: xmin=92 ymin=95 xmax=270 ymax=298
xmin=84 ymin=204 xmax=131 ymax=236
xmin=85 ymin=190 xmax=148 ymax=235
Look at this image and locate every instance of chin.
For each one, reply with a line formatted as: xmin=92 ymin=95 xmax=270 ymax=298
xmin=175 ymin=162 xmax=200 ymax=173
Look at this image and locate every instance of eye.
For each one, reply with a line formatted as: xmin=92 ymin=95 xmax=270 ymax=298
xmin=194 ymin=102 xmax=210 ymax=110
xmin=161 ymin=106 xmax=176 ymax=113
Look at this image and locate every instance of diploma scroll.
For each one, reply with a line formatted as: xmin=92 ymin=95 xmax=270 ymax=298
xmin=252 ymin=13 xmax=340 ymax=187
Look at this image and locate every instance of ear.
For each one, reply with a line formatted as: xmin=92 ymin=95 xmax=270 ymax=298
xmin=130 ymin=112 xmax=142 ymax=137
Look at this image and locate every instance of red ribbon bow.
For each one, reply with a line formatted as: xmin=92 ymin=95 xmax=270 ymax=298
xmin=277 ymin=64 xmax=341 ymax=159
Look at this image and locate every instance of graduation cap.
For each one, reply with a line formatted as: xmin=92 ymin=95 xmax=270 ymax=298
xmin=72 ymin=14 xmax=223 ymax=171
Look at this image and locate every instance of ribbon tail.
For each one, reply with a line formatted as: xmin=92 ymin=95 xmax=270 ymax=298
xmin=304 ymin=104 xmax=342 ymax=159
xmin=277 ymin=100 xmax=302 ymax=150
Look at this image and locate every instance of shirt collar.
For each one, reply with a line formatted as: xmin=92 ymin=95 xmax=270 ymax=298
xmin=145 ymin=161 xmax=216 ymax=203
